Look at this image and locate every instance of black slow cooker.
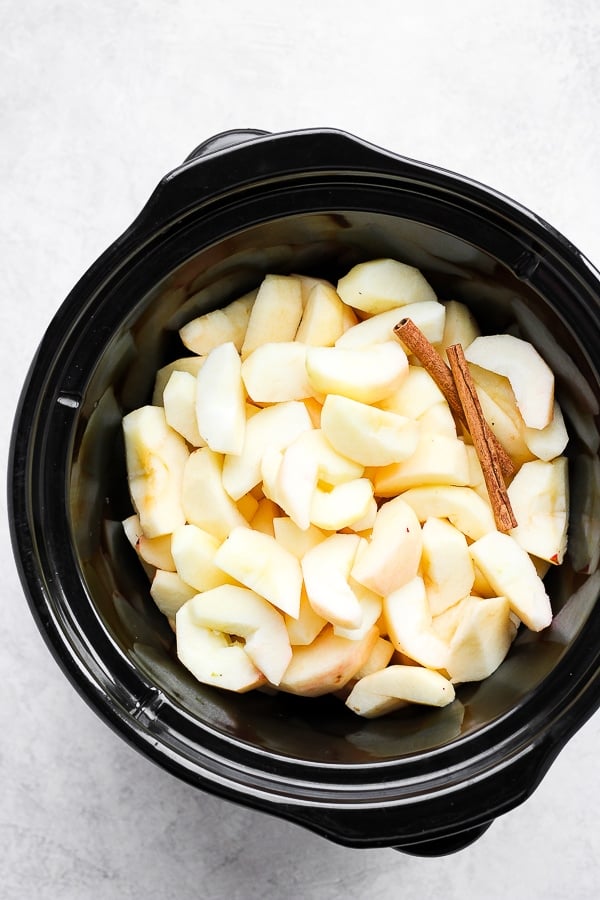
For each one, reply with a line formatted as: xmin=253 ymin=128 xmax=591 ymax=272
xmin=9 ymin=128 xmax=600 ymax=855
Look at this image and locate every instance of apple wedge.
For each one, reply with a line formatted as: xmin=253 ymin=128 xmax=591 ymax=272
xmin=295 ymin=281 xmax=346 ymax=346
xmin=310 ymin=478 xmax=375 ymax=532
xmin=182 ymin=447 xmax=248 ymax=540
xmin=335 ymin=300 xmax=445 ymax=349
xmin=336 ymin=258 xmax=437 ymax=314
xmin=421 ymin=517 xmax=475 ymax=616
xmin=445 ymin=595 xmax=514 ymax=683
xmin=187 ymin=585 xmax=292 ymax=685
xmin=320 ymin=394 xmax=419 ymax=467
xmin=469 ymin=531 xmax=553 ymax=631
xmin=351 ymin=496 xmax=423 ymax=596
xmin=195 ymin=341 xmax=246 ymax=455
xmin=305 ymin=341 xmax=409 ymax=404
xmin=464 ymin=334 xmax=555 ymax=430
xmin=272 ymin=517 xmax=328 ymax=558
xmin=122 ymin=513 xmax=175 ymax=571
xmin=523 ymin=400 xmax=569 ymax=460
xmin=333 ymin=580 xmax=382 ymax=641
xmin=278 ymin=625 xmax=379 ymax=697
xmin=123 ymin=405 xmax=189 ymax=538
xmin=301 ymin=533 xmax=363 ymax=629
xmin=384 ymin=576 xmax=450 ymax=670
xmin=176 ymin=600 xmax=265 ymax=692
xmin=150 ymin=569 xmax=197 ymax=618
xmin=507 ymin=457 xmax=569 ymax=564
xmin=346 ymin=665 xmax=455 ymax=718
xmin=179 ymin=291 xmax=255 ymax=355
xmin=399 ymin=486 xmax=496 ymax=541
xmin=163 ymin=370 xmax=204 ymax=447
xmin=284 ymin=588 xmax=327 ymax=646
xmin=249 ymin=497 xmax=279 ymax=536
xmin=214 ymin=525 xmax=302 ymax=618
xmin=373 ymin=433 xmax=470 ymax=496
xmin=222 ymin=400 xmax=312 ymax=500
xmin=152 ymin=356 xmax=206 ymax=406
xmin=171 ymin=524 xmax=234 ymax=592
xmin=241 ymin=342 xmax=313 ymax=403
xmin=377 ymin=365 xmax=444 ymax=419
xmin=241 ymin=274 xmax=303 ymax=358
xmin=435 ymin=300 xmax=480 ymax=359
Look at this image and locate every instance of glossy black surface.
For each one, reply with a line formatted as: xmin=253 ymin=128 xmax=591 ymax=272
xmin=8 ymin=129 xmax=600 ymax=854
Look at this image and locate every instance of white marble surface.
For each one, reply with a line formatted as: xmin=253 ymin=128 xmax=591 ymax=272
xmin=3 ymin=0 xmax=600 ymax=897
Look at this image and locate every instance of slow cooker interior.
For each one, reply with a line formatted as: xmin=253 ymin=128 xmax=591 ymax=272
xmin=69 ymin=209 xmax=600 ymax=764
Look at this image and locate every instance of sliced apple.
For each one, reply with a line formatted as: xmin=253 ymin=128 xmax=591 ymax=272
xmin=384 ymin=576 xmax=449 ymax=670
xmin=377 ymin=364 xmax=444 ymax=419
xmin=445 ymin=595 xmax=513 ymax=684
xmin=284 ymin=587 xmax=327 ymax=646
xmin=351 ymin=496 xmax=423 ymax=596
xmin=320 ymin=394 xmax=419 ymax=467
xmin=214 ymin=525 xmax=302 ymax=618
xmin=464 ymin=334 xmax=554 ymax=430
xmin=346 ymin=665 xmax=455 ymax=718
xmin=187 ymin=584 xmax=292 ymax=685
xmin=472 ymin=381 xmax=535 ymax=468
xmin=469 ymin=531 xmax=553 ymax=631
xmin=122 ymin=513 xmax=175 ymax=571
xmin=249 ymin=497 xmax=280 ymax=537
xmin=507 ymin=457 xmax=569 ymax=564
xmin=305 ymin=341 xmax=409 ymax=404
xmin=421 ymin=517 xmax=475 ymax=616
xmin=171 ymin=523 xmax=234 ymax=592
xmin=335 ymin=300 xmax=445 ymax=349
xmin=182 ymin=447 xmax=248 ymax=540
xmin=278 ymin=625 xmax=379 ymax=697
xmin=295 ymin=281 xmax=346 ymax=346
xmin=123 ymin=405 xmax=189 ymax=538
xmin=179 ymin=291 xmax=255 ymax=355
xmin=301 ymin=533 xmax=363 ymax=629
xmin=150 ymin=569 xmax=197 ymax=618
xmin=435 ymin=300 xmax=480 ymax=359
xmin=336 ymin=258 xmax=437 ymax=314
xmin=272 ymin=517 xmax=328 ymax=558
xmin=241 ymin=342 xmax=313 ymax=403
xmin=417 ymin=401 xmax=457 ymax=439
xmin=353 ymin=637 xmax=395 ymax=680
xmin=195 ymin=341 xmax=246 ymax=455
xmin=333 ymin=580 xmax=382 ymax=640
xmin=163 ymin=370 xmax=204 ymax=447
xmin=310 ymin=478 xmax=374 ymax=531
xmin=176 ymin=599 xmax=265 ymax=692
xmin=523 ymin=400 xmax=568 ymax=460
xmin=222 ymin=400 xmax=312 ymax=500
xmin=241 ymin=274 xmax=303 ymax=358
xmin=152 ymin=356 xmax=205 ymax=406
xmin=399 ymin=486 xmax=496 ymax=541
xmin=373 ymin=433 xmax=470 ymax=496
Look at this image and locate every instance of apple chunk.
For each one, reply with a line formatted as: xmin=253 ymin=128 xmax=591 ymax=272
xmin=445 ymin=595 xmax=513 ymax=683
xmin=176 ymin=600 xmax=265 ymax=692
xmin=351 ymin=496 xmax=423 ymax=597
xmin=214 ymin=526 xmax=302 ymax=618
xmin=123 ymin=405 xmax=189 ymax=538
xmin=421 ymin=517 xmax=475 ymax=616
xmin=465 ymin=334 xmax=554 ymax=430
xmin=187 ymin=585 xmax=292 ymax=685
xmin=179 ymin=291 xmax=255 ymax=355
xmin=346 ymin=665 xmax=455 ymax=717
xmin=399 ymin=485 xmax=495 ymax=541
xmin=163 ymin=370 xmax=204 ymax=447
xmin=384 ymin=576 xmax=449 ymax=670
xmin=469 ymin=531 xmax=553 ymax=631
xmin=336 ymin=258 xmax=437 ymax=314
xmin=150 ymin=569 xmax=197 ymax=618
xmin=122 ymin=513 xmax=175 ymax=571
xmin=295 ymin=281 xmax=346 ymax=346
xmin=305 ymin=341 xmax=409 ymax=404
xmin=241 ymin=342 xmax=313 ymax=403
xmin=301 ymin=533 xmax=363 ymax=629
xmin=335 ymin=300 xmax=445 ymax=349
xmin=182 ymin=448 xmax=248 ymax=540
xmin=171 ymin=524 xmax=234 ymax=592
xmin=195 ymin=341 xmax=246 ymax=455
xmin=321 ymin=394 xmax=419 ymax=466
xmin=241 ymin=274 xmax=303 ymax=358
xmin=507 ymin=457 xmax=569 ymax=564
xmin=278 ymin=625 xmax=379 ymax=697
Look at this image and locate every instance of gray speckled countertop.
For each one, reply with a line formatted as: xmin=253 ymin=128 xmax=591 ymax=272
xmin=3 ymin=1 xmax=600 ymax=897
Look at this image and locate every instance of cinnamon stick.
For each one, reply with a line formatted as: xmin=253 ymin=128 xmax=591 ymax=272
xmin=394 ymin=317 xmax=515 ymax=481
xmin=446 ymin=343 xmax=517 ymax=533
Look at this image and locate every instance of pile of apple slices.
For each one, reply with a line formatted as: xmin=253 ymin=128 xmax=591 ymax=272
xmin=122 ymin=258 xmax=569 ymax=718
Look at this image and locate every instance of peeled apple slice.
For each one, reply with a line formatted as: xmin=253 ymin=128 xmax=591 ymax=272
xmin=384 ymin=576 xmax=450 ymax=670
xmin=507 ymin=457 xmax=569 ymax=564
xmin=278 ymin=625 xmax=379 ymax=697
xmin=122 ymin=405 xmax=189 ymax=538
xmin=301 ymin=533 xmax=363 ymax=630
xmin=346 ymin=665 xmax=455 ymax=718
xmin=336 ymin=258 xmax=437 ymax=314
xmin=445 ymin=595 xmax=513 ymax=684
xmin=464 ymin=334 xmax=555 ymax=430
xmin=195 ymin=341 xmax=246 ymax=455
xmin=176 ymin=600 xmax=265 ymax=692
xmin=320 ymin=394 xmax=419 ymax=466
xmin=305 ymin=341 xmax=409 ymax=404
xmin=335 ymin=300 xmax=445 ymax=349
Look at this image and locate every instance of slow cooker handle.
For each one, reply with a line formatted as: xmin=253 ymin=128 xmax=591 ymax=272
xmin=182 ymin=128 xmax=271 ymax=162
